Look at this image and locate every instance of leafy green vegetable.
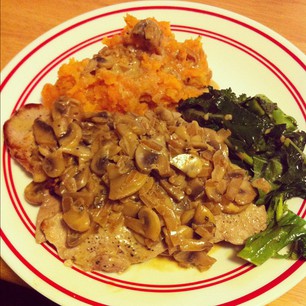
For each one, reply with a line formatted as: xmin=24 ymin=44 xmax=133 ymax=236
xmin=178 ymin=86 xmax=306 ymax=264
xmin=238 ymin=208 xmax=306 ymax=265
xmin=294 ymin=235 xmax=306 ymax=258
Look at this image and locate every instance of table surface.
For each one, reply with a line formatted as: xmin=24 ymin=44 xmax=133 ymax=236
xmin=1 ymin=0 xmax=305 ymax=305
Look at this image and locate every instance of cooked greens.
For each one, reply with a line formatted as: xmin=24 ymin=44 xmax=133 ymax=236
xmin=178 ymin=87 xmax=306 ymax=265
xmin=238 ymin=196 xmax=306 ymax=265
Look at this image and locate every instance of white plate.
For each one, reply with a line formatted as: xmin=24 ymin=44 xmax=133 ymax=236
xmin=1 ymin=1 xmax=305 ymax=305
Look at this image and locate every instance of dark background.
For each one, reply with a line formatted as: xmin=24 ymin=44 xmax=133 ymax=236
xmin=0 ymin=280 xmax=58 ymax=306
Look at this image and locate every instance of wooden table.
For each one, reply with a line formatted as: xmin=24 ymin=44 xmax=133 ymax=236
xmin=1 ymin=0 xmax=305 ymax=305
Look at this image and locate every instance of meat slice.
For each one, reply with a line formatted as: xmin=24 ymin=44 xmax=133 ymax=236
xmin=212 ymin=203 xmax=267 ymax=245
xmin=3 ymin=104 xmax=49 ymax=174
xmin=35 ymin=194 xmax=61 ymax=243
xmin=41 ymin=213 xmax=166 ymax=273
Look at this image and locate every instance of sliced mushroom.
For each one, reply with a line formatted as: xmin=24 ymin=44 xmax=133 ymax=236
xmin=42 ymin=150 xmax=66 ymax=177
xmin=62 ymin=196 xmax=91 ymax=232
xmin=174 ymin=125 xmax=190 ymax=143
xmin=160 ymin=179 xmax=185 ymax=202
xmin=114 ymin=113 xmax=146 ymax=136
xmin=135 ymin=139 xmax=171 ymax=177
xmin=138 ymin=207 xmax=161 ymax=241
xmin=173 ymin=251 xmax=216 ymax=271
xmin=222 ymin=203 xmax=248 ymax=214
xmin=37 ymin=145 xmax=52 ymax=157
xmin=91 ymin=202 xmax=112 ymax=227
xmin=66 ymin=228 xmax=84 ymax=248
xmin=180 ymin=209 xmax=195 ymax=225
xmin=116 ymin=155 xmax=135 ymax=175
xmin=108 ymin=170 xmax=148 ymax=200
xmin=52 ymin=98 xmax=83 ymax=122
xmin=52 ymin=116 xmax=70 ymax=138
xmin=62 ymin=167 xmax=90 ymax=195
xmin=170 ymin=154 xmax=206 ymax=178
xmin=177 ymin=225 xmax=194 ymax=239
xmin=63 ymin=208 xmax=91 ymax=232
xmin=193 ymin=203 xmax=215 ymax=225
xmin=205 ymin=179 xmax=223 ymax=202
xmin=91 ymin=142 xmax=121 ymax=176
xmin=102 ymin=142 xmax=122 ymax=159
xmin=75 ymin=165 xmax=90 ymax=190
xmin=24 ymin=181 xmax=49 ymax=206
xmin=139 ymin=183 xmax=173 ymax=210
xmin=91 ymin=151 xmax=109 ymax=176
xmin=31 ymin=159 xmax=49 ymax=183
xmin=61 ymin=145 xmax=92 ymax=162
xmin=124 ymin=216 xmax=145 ymax=236
xmin=105 ymin=163 xmax=122 ymax=182
xmin=60 ymin=177 xmax=77 ymax=193
xmin=211 ymin=164 xmax=226 ymax=181
xmin=193 ymin=224 xmax=215 ymax=241
xmin=80 ymin=121 xmax=97 ymax=145
xmin=168 ymin=135 xmax=186 ymax=156
xmin=121 ymin=199 xmax=142 ymax=217
xmin=185 ymin=178 xmax=204 ymax=200
xmin=59 ymin=122 xmax=82 ymax=148
xmin=234 ymin=179 xmax=257 ymax=205
xmin=135 ymin=143 xmax=159 ymax=173
xmin=116 ymin=123 xmax=139 ymax=158
xmin=33 ymin=118 xmax=57 ymax=147
xmin=221 ymin=198 xmax=248 ymax=214
xmin=155 ymin=203 xmax=179 ymax=233
xmin=225 ymin=177 xmax=243 ymax=202
xmin=64 ymin=191 xmax=95 ymax=208
xmin=179 ymin=238 xmax=212 ymax=252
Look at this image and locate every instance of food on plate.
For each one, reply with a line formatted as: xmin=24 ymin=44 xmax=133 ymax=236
xmin=4 ymin=98 xmax=267 ymax=272
xmin=42 ymin=15 xmax=212 ymax=114
xmin=3 ymin=15 xmax=305 ymax=273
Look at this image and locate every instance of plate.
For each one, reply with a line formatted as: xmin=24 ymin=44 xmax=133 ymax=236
xmin=1 ymin=1 xmax=305 ymax=305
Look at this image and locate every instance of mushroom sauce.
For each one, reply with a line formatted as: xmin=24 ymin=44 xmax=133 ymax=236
xmin=25 ymin=97 xmax=259 ymax=271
